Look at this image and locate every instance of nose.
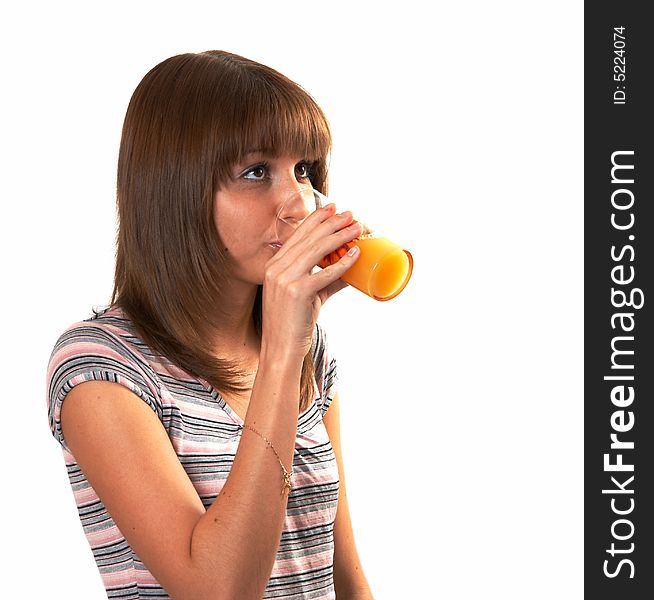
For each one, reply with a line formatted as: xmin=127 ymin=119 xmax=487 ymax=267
xmin=275 ymin=185 xmax=317 ymax=228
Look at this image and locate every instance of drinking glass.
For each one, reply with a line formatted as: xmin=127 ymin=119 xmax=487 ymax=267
xmin=275 ymin=189 xmax=413 ymax=301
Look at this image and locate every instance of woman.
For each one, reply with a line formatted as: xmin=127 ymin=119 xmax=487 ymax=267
xmin=47 ymin=50 xmax=373 ymax=599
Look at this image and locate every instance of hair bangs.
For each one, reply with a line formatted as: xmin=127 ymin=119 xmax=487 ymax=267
xmin=213 ymin=72 xmax=331 ymax=189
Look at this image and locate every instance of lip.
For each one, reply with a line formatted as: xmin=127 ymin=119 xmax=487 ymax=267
xmin=268 ymin=241 xmax=283 ymax=249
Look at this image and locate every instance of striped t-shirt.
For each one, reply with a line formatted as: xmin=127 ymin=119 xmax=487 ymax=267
xmin=46 ymin=306 xmax=340 ymax=599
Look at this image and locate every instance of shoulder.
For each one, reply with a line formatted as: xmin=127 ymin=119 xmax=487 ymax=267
xmin=312 ymin=320 xmax=329 ymax=361
xmin=312 ymin=321 xmax=339 ymax=415
xmin=49 ymin=305 xmax=154 ymax=369
xmin=312 ymin=321 xmax=336 ymax=376
xmin=51 ymin=305 xmax=139 ymax=350
xmin=46 ymin=306 xmax=163 ymax=449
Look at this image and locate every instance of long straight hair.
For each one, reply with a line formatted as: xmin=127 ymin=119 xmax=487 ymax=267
xmin=110 ymin=50 xmax=332 ymax=411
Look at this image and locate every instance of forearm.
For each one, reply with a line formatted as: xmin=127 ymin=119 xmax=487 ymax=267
xmin=188 ymin=344 xmax=302 ymax=599
xmin=335 ymin=576 xmax=374 ymax=600
xmin=331 ymin=488 xmax=375 ymax=600
xmin=326 ymin=398 xmax=374 ymax=600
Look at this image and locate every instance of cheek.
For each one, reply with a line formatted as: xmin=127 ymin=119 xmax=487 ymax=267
xmin=213 ymin=191 xmax=273 ymax=259
xmin=214 ymin=209 xmax=265 ymax=257
xmin=213 ymin=214 xmax=230 ymax=252
xmin=213 ymin=199 xmax=243 ymax=252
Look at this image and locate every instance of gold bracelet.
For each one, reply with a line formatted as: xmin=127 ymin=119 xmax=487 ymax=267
xmin=242 ymin=423 xmax=293 ymax=495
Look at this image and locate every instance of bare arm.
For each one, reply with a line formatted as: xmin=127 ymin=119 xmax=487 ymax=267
xmin=322 ymin=392 xmax=374 ymax=599
xmin=60 ymin=204 xmax=363 ymax=600
xmin=62 ymin=345 xmax=302 ymax=600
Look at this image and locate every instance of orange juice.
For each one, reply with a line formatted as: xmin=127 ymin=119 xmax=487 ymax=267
xmin=320 ymin=236 xmax=413 ymax=301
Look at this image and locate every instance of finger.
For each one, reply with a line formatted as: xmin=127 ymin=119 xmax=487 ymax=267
xmin=319 ymin=218 xmax=362 ymax=258
xmin=308 ymin=244 xmax=361 ymax=299
xmin=286 ymin=203 xmax=339 ymax=243
xmin=282 ymin=216 xmax=362 ymax=271
xmin=282 ymin=207 xmax=355 ymax=256
xmin=269 ymin=203 xmax=337 ymax=262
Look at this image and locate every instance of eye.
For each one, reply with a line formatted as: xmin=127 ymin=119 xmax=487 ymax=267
xmin=241 ymin=163 xmax=269 ymax=181
xmin=295 ymin=161 xmax=316 ymax=181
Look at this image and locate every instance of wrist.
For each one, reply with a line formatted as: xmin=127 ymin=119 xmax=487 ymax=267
xmin=258 ymin=343 xmax=304 ymax=380
xmin=260 ymin=337 xmax=307 ymax=367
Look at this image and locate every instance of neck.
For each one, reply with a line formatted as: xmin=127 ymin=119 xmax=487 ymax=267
xmin=211 ymin=281 xmax=261 ymax=361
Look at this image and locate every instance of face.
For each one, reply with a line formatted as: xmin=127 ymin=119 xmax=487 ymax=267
xmin=213 ymin=153 xmax=318 ymax=284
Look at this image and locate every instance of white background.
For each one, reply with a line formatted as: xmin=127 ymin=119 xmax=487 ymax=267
xmin=1 ymin=1 xmax=583 ymax=598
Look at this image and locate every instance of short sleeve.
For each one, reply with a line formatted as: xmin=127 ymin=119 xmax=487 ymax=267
xmin=46 ymin=321 xmax=163 ymax=452
xmin=312 ymin=322 xmax=339 ymax=417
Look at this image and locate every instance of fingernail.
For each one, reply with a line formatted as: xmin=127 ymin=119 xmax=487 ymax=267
xmin=347 ymin=246 xmax=359 ymax=257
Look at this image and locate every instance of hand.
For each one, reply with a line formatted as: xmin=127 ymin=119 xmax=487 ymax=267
xmin=261 ymin=204 xmax=362 ymax=359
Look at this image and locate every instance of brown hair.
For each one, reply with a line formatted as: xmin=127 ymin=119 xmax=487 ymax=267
xmin=110 ymin=50 xmax=332 ymax=412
